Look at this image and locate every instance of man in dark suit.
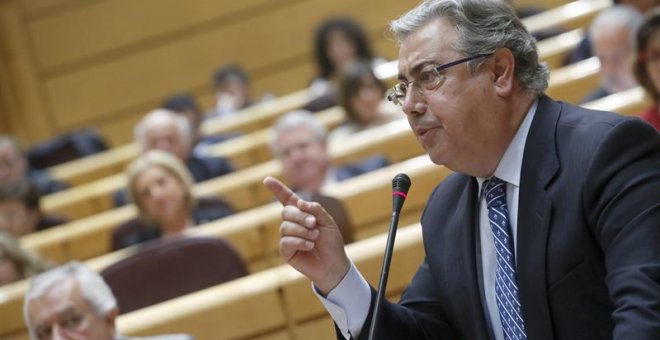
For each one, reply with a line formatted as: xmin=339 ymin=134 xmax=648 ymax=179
xmin=264 ymin=0 xmax=660 ymax=339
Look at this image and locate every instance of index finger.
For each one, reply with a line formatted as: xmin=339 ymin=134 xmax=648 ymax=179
xmin=263 ymin=176 xmax=301 ymax=206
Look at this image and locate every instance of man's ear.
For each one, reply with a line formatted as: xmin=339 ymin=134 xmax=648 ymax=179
xmin=490 ymin=48 xmax=515 ymax=97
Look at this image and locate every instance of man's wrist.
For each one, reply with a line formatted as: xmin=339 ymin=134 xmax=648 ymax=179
xmin=315 ymin=255 xmax=351 ymax=295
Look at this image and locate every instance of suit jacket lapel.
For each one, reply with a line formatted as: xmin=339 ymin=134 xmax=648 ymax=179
xmin=516 ymin=95 xmax=560 ymax=340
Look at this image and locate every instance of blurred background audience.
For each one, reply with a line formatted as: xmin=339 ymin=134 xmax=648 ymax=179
xmin=0 ymin=135 xmax=68 ymax=196
xmin=162 ymin=92 xmax=238 ymax=157
xmin=208 ymin=64 xmax=257 ymax=119
xmin=305 ymin=17 xmax=386 ymax=111
xmin=329 ymin=61 xmax=400 ymax=141
xmin=114 ymin=109 xmax=234 ymax=206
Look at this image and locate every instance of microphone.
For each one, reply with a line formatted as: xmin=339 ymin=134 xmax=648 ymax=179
xmin=367 ymin=173 xmax=412 ymax=340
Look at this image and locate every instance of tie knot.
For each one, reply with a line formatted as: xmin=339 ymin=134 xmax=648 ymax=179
xmin=484 ymin=177 xmax=507 ymax=209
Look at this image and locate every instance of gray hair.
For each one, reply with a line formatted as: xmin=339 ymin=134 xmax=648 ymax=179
xmin=389 ymin=0 xmax=549 ymax=98
xmin=23 ymin=262 xmax=117 ymax=336
xmin=134 ymin=109 xmax=193 ymax=151
xmin=589 ymin=5 xmax=643 ymax=50
xmin=269 ymin=110 xmax=327 ymax=158
xmin=0 ymin=135 xmax=23 ymax=160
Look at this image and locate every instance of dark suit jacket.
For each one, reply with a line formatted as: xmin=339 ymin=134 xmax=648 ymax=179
xmin=27 ymin=169 xmax=68 ymax=195
xmin=351 ymin=96 xmax=660 ymax=339
xmin=186 ymin=154 xmax=234 ymax=183
xmin=335 ymin=155 xmax=389 ymax=182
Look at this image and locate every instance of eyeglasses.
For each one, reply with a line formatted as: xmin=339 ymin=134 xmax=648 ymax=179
xmin=386 ymin=53 xmax=492 ymax=106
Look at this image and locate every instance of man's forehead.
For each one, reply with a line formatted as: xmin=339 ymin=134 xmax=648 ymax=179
xmin=279 ymin=126 xmax=316 ymax=143
xmin=0 ymin=142 xmax=18 ymax=157
xmin=30 ymin=279 xmax=84 ymax=318
xmin=397 ymin=19 xmax=457 ymax=79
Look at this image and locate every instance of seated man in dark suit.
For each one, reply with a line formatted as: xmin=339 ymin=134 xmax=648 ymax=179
xmin=206 ymin=64 xmax=257 ymax=120
xmin=0 ymin=135 xmax=68 ymax=196
xmin=24 ymin=261 xmax=192 ymax=340
xmin=114 ymin=109 xmax=234 ymax=206
xmin=161 ymin=93 xmax=239 ymax=158
xmin=269 ymin=110 xmax=389 ymax=243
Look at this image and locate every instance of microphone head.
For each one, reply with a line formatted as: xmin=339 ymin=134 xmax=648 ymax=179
xmin=392 ymin=173 xmax=411 ymax=198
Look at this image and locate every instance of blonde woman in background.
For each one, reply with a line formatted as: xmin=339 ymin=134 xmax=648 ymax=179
xmin=111 ymin=150 xmax=234 ymax=251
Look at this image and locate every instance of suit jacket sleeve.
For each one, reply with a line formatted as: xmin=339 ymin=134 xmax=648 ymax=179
xmin=343 ymin=260 xmax=460 ymax=340
xmin=583 ymin=118 xmax=660 ymax=339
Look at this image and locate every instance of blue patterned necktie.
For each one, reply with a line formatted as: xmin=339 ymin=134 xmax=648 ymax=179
xmin=484 ymin=177 xmax=527 ymax=340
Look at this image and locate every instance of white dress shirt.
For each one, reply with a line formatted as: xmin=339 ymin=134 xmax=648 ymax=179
xmin=314 ymin=100 xmax=538 ymax=339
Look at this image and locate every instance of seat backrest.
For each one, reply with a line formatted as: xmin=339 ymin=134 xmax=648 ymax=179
xmin=101 ymin=236 xmax=247 ymax=314
xmin=27 ymin=128 xmax=108 ymax=169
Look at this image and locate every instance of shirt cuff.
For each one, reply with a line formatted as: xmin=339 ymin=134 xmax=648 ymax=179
xmin=313 ymin=262 xmax=371 ymax=339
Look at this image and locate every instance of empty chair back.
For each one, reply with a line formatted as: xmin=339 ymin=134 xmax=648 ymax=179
xmin=101 ymin=236 xmax=247 ymax=314
xmin=27 ymin=128 xmax=108 ymax=169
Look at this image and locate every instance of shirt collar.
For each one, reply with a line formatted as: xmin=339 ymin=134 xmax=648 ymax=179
xmin=477 ymin=99 xmax=538 ymax=189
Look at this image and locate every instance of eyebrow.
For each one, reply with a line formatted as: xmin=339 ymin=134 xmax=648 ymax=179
xmin=33 ymin=307 xmax=79 ymax=332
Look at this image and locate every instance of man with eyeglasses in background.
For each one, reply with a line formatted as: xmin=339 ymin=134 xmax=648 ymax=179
xmin=264 ymin=0 xmax=660 ymax=339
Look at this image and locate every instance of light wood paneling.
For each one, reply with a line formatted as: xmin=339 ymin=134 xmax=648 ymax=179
xmin=27 ymin=0 xmax=276 ymax=71
xmin=0 ymin=0 xmax=53 ymax=143
xmin=18 ymin=0 xmax=90 ymax=18
xmin=41 ymin=0 xmax=410 ymax=133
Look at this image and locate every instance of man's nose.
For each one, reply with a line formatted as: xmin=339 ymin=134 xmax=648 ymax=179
xmin=401 ymin=89 xmax=427 ymax=116
xmin=51 ymin=324 xmax=69 ymax=340
xmin=291 ymin=143 xmax=311 ymax=159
